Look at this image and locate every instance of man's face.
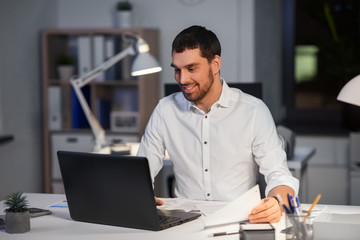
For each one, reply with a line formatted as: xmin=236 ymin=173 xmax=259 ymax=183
xmin=171 ymin=48 xmax=215 ymax=103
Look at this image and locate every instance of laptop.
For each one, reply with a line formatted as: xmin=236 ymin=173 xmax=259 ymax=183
xmin=57 ymin=150 xmax=201 ymax=231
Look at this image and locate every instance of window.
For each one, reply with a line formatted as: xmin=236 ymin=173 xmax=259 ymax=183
xmin=283 ymin=0 xmax=360 ymax=132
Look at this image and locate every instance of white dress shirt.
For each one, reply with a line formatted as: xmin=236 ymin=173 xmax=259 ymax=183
xmin=137 ymin=79 xmax=299 ymax=201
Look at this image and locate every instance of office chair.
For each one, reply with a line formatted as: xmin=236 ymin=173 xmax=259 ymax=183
xmin=154 ymin=82 xmax=291 ymax=199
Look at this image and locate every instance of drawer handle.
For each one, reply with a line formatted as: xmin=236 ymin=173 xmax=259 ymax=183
xmin=66 ymin=138 xmax=78 ymax=143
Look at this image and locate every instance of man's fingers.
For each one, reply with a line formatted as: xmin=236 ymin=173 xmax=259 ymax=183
xmin=251 ymin=198 xmax=276 ymax=214
xmin=249 ymin=207 xmax=281 ymax=223
xmin=248 ymin=197 xmax=281 ymax=223
xmin=155 ymin=197 xmax=164 ymax=206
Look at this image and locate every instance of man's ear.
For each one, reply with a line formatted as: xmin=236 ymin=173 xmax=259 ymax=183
xmin=211 ymin=55 xmax=222 ymax=74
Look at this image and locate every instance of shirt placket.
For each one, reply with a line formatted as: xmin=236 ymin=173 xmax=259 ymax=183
xmin=202 ymin=113 xmax=212 ymax=200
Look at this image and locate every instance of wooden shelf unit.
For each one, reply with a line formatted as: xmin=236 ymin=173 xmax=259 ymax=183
xmin=41 ymin=28 xmax=160 ymax=193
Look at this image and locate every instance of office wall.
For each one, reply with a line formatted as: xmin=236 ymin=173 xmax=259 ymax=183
xmin=56 ymin=0 xmax=283 ymax=121
xmin=255 ymin=0 xmax=283 ymax=122
xmin=56 ymin=0 xmax=239 ymax=92
xmin=0 ymin=0 xmax=284 ymax=199
xmin=0 ymin=0 xmax=58 ymax=199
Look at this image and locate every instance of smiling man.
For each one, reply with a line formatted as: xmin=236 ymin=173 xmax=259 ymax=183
xmin=137 ymin=25 xmax=299 ymax=223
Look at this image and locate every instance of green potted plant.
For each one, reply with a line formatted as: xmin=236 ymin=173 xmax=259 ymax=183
xmin=116 ymin=1 xmax=133 ymax=28
xmin=57 ymin=53 xmax=75 ymax=81
xmin=4 ymin=192 xmax=31 ymax=233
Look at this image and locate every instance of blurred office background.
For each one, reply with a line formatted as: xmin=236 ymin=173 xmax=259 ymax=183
xmin=0 ymin=0 xmax=359 ymax=205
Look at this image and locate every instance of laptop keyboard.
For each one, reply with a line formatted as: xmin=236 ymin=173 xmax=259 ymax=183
xmin=158 ymin=215 xmax=182 ymax=225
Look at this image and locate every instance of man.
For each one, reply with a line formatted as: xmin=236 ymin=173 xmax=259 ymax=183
xmin=137 ymin=25 xmax=299 ymax=223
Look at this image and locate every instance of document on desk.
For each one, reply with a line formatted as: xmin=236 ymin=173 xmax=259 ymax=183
xmin=203 ymin=185 xmax=261 ymax=228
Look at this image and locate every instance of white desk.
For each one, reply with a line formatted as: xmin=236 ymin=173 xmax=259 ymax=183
xmin=1 ymin=193 xmax=359 ymax=240
xmin=0 ymin=194 xmax=204 ymax=240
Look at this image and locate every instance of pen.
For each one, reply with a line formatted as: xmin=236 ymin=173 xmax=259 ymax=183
xmin=295 ymin=196 xmax=302 ymax=213
xmin=213 ymin=230 xmax=241 ymax=237
xmin=289 ymin=195 xmax=297 ymax=215
xmin=287 ymin=194 xmax=294 ymax=213
xmin=303 ymin=193 xmax=321 ymax=222
xmin=276 ymin=194 xmax=291 ymax=214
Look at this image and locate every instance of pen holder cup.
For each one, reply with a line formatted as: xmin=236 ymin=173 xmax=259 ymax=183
xmin=284 ymin=214 xmax=313 ymax=240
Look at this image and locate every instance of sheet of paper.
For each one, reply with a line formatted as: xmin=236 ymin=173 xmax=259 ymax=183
xmin=203 ymin=184 xmax=261 ymax=228
xmin=159 ymin=198 xmax=228 ymax=216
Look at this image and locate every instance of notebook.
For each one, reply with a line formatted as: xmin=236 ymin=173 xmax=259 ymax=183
xmin=57 ymin=150 xmax=201 ymax=231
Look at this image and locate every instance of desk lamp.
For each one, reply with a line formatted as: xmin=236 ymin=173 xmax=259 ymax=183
xmin=70 ymin=33 xmax=162 ymax=152
xmin=337 ymin=74 xmax=360 ymax=107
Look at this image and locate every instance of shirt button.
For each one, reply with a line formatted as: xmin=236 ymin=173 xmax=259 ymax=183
xmin=205 ymin=115 xmax=208 ymax=119
xmin=205 ymin=169 xmax=208 ymax=172
xmin=207 ymin=193 xmax=210 ymax=197
xmin=204 ymin=141 xmax=207 ymax=144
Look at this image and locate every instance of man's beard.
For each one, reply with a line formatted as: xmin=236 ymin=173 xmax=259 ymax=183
xmin=182 ymin=68 xmax=214 ymax=102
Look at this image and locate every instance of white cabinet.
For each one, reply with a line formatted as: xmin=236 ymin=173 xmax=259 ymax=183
xmin=296 ymin=135 xmax=350 ymax=204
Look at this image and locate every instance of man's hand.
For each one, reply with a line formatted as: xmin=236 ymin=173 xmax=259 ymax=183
xmin=155 ymin=197 xmax=164 ymax=206
xmin=248 ymin=197 xmax=281 ymax=223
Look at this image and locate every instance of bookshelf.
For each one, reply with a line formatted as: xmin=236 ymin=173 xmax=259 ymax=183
xmin=41 ymin=28 xmax=160 ymax=193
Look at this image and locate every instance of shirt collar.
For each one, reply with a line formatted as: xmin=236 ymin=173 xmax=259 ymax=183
xmin=217 ymin=78 xmax=232 ymax=108
xmin=175 ymin=77 xmax=233 ymax=112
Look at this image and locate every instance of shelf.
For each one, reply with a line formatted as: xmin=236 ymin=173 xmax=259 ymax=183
xmin=42 ymin=28 xmax=160 ymax=193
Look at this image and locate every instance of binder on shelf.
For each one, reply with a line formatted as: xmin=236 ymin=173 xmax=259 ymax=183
xmin=48 ymin=86 xmax=62 ymax=130
xmin=68 ymin=36 xmax=78 ymax=76
xmin=96 ymin=99 xmax=111 ymax=129
xmin=77 ymin=36 xmax=91 ymax=77
xmin=104 ymin=36 xmax=116 ymax=81
xmin=120 ymin=36 xmax=131 ymax=80
xmin=71 ymin=86 xmax=90 ymax=129
xmin=93 ymin=35 xmax=105 ymax=82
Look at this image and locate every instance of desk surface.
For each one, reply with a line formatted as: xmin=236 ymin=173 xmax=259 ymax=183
xmin=0 ymin=194 xmax=209 ymax=240
xmin=1 ymin=193 xmax=360 ymax=240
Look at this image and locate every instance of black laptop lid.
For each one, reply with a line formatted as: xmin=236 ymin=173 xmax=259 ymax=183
xmin=57 ymin=151 xmax=160 ymax=230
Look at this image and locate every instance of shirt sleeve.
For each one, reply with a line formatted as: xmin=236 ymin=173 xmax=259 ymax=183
xmin=251 ymin=101 xmax=299 ymax=196
xmin=136 ymin=103 xmax=166 ymax=183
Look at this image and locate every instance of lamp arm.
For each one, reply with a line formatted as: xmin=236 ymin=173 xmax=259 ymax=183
xmin=70 ymin=45 xmax=136 ymax=152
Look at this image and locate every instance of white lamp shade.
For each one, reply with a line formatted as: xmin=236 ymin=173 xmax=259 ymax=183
xmin=131 ymin=52 xmax=162 ymax=77
xmin=337 ymin=75 xmax=360 ymax=107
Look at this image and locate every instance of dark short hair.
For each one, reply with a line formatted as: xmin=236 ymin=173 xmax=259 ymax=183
xmin=172 ymin=25 xmax=221 ymax=62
